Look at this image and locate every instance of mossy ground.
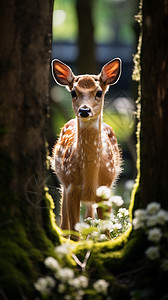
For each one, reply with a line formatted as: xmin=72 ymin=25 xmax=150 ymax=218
xmin=0 ymin=151 xmax=61 ymax=298
xmin=0 ymin=204 xmax=60 ymax=299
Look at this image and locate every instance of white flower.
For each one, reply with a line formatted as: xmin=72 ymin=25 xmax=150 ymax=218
xmin=133 ymin=209 xmax=146 ymax=229
xmin=69 ymin=275 xmax=88 ymax=289
xmin=103 ymin=200 xmax=112 ymax=207
xmin=93 ymin=279 xmax=109 ymax=294
xmin=65 ymin=295 xmax=72 ymax=300
xmin=146 ymin=202 xmax=160 ymax=215
xmin=75 ymin=222 xmax=90 ymax=232
xmin=84 ymin=217 xmax=93 ymax=224
xmin=55 ymin=243 xmax=75 ymax=258
xmin=56 ymin=267 xmax=74 ymax=282
xmin=91 ymin=231 xmax=100 ymax=238
xmin=98 ymin=220 xmax=113 ymax=232
xmin=90 ymin=219 xmax=101 ymax=227
xmin=34 ymin=276 xmax=55 ymax=294
xmin=58 ymin=283 xmax=66 ymax=293
xmin=134 ymin=209 xmax=146 ymax=221
xmin=132 ymin=217 xmax=144 ymax=230
xmin=161 ymin=259 xmax=168 ymax=271
xmin=44 ymin=257 xmax=61 ymax=271
xmin=117 ymin=208 xmax=129 ymax=218
xmin=147 ymin=227 xmax=162 ymax=242
xmin=109 ymin=196 xmax=124 ymax=207
xmin=145 ymin=246 xmax=160 ymax=260
xmin=156 ymin=209 xmax=168 ymax=225
xmin=77 ymin=276 xmax=89 ymax=288
xmin=98 ymin=234 xmax=108 ymax=242
xmin=146 ymin=215 xmax=158 ymax=227
xmin=96 ymin=186 xmax=111 ymax=199
xmin=112 ymin=223 xmax=122 ymax=230
xmin=76 ymin=290 xmax=85 ymax=300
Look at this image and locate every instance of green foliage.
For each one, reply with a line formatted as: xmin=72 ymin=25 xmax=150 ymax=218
xmin=53 ymin=0 xmax=136 ymax=44
xmin=53 ymin=0 xmax=77 ymax=41
xmin=104 ymin=111 xmax=135 ymax=143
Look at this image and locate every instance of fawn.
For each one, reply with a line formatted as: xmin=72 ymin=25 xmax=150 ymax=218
xmin=51 ymin=59 xmax=122 ymax=231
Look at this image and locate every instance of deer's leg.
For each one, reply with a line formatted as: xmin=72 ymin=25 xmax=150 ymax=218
xmin=97 ymin=206 xmax=104 ymax=219
xmin=60 ymin=188 xmax=69 ymax=230
xmin=85 ymin=204 xmax=95 ymax=219
xmin=96 ymin=196 xmax=112 ymax=219
xmin=97 ymin=205 xmax=112 ymax=219
xmin=66 ymin=187 xmax=80 ymax=231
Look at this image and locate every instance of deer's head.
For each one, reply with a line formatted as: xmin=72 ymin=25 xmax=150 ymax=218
xmin=51 ymin=59 xmax=121 ymax=121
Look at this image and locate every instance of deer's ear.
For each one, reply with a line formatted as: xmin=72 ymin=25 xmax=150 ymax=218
xmin=51 ymin=59 xmax=74 ymax=87
xmin=100 ymin=58 xmax=121 ymax=85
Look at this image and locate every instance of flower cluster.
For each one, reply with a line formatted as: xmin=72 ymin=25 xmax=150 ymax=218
xmin=75 ymin=207 xmax=130 ymax=242
xmin=34 ymin=243 xmax=110 ymax=299
xmin=34 ymin=186 xmax=130 ymax=299
xmin=74 ymin=186 xmax=130 ymax=242
xmin=133 ymin=202 xmax=168 ymax=269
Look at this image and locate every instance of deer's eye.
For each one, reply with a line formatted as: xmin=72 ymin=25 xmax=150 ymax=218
xmin=71 ymin=90 xmax=77 ymax=98
xmin=96 ymin=90 xmax=102 ymax=98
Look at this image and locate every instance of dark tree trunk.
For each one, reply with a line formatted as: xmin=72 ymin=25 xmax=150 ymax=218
xmin=0 ymin=1 xmax=60 ymax=298
xmin=0 ymin=1 xmax=52 ymax=217
xmin=76 ymin=0 xmax=97 ymax=74
xmin=139 ymin=0 xmax=168 ymax=209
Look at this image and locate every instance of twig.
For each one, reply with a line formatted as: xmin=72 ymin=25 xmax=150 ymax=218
xmin=72 ymin=250 xmax=91 ymax=272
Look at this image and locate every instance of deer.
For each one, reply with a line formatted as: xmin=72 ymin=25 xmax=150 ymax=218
xmin=51 ymin=58 xmax=122 ymax=233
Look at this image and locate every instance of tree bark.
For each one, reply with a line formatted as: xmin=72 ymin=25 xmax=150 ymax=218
xmin=0 ymin=1 xmax=53 ymax=219
xmin=139 ymin=0 xmax=168 ymax=209
xmin=0 ymin=1 xmax=60 ymax=298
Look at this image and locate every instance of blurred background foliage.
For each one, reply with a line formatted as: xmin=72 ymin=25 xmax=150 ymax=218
xmin=47 ymin=0 xmax=138 ymax=224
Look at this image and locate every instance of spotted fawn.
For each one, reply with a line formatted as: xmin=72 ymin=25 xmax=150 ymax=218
xmin=51 ymin=59 xmax=122 ymax=231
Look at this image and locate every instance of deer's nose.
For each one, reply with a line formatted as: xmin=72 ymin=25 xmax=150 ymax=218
xmin=78 ymin=106 xmax=92 ymax=118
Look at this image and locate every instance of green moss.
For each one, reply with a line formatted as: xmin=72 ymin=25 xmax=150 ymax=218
xmin=0 ymin=148 xmax=61 ymax=298
xmin=0 ymin=224 xmax=38 ymax=298
xmin=43 ymin=191 xmax=62 ymax=245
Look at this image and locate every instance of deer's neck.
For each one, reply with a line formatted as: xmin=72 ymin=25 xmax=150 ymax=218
xmin=77 ymin=115 xmax=102 ymax=164
xmin=76 ymin=115 xmax=103 ymax=199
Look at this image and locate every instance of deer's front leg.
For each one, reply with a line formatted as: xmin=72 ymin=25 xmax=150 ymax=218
xmin=96 ymin=196 xmax=112 ymax=219
xmin=60 ymin=188 xmax=69 ymax=230
xmin=66 ymin=186 xmax=81 ymax=231
xmin=85 ymin=204 xmax=95 ymax=219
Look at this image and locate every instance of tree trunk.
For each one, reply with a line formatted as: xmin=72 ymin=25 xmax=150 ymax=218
xmin=0 ymin=1 xmax=60 ymax=298
xmin=139 ymin=0 xmax=168 ymax=210
xmin=76 ymin=0 xmax=97 ymax=74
